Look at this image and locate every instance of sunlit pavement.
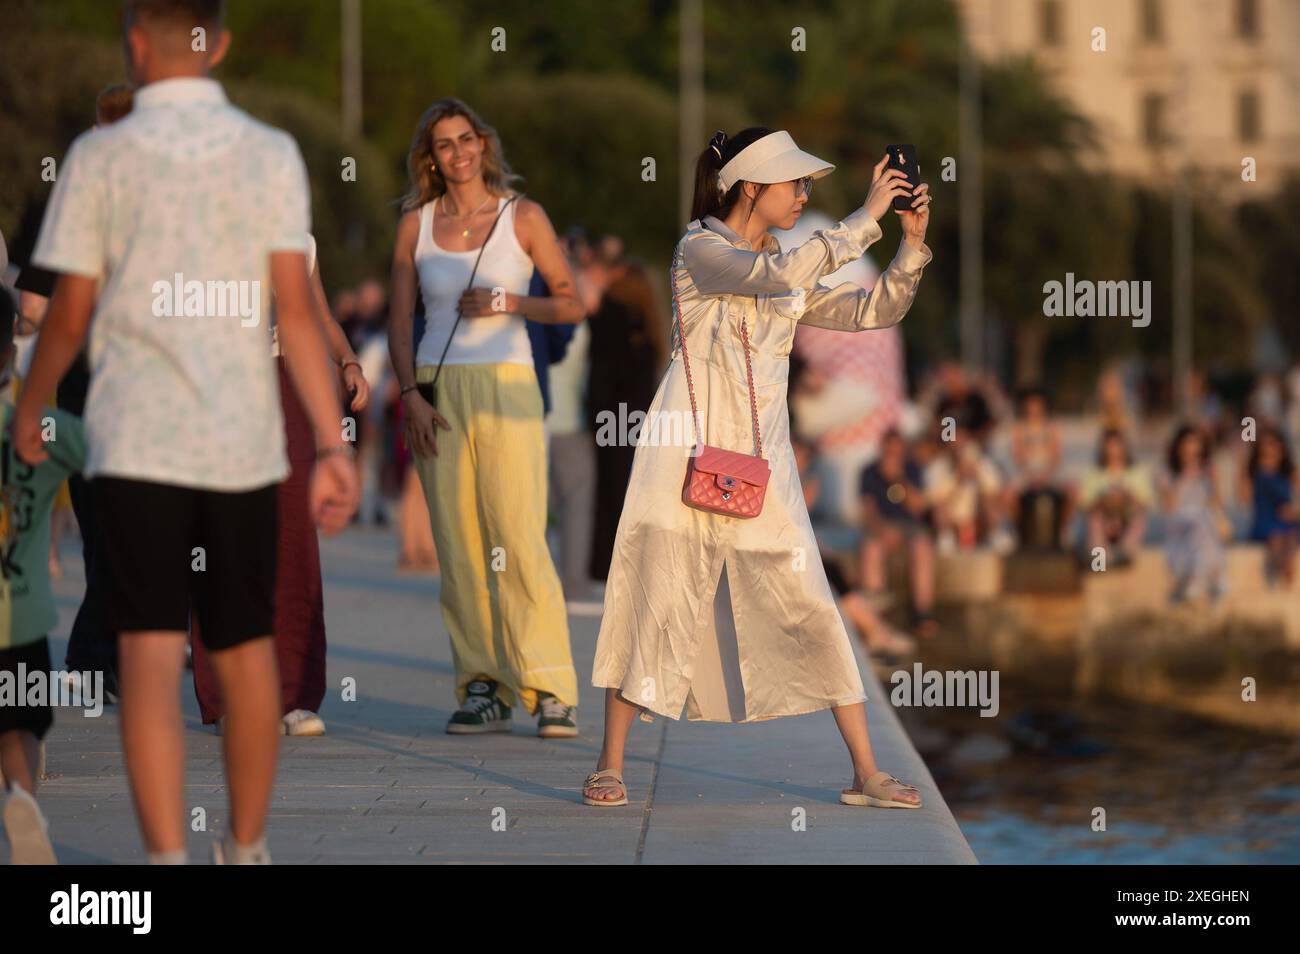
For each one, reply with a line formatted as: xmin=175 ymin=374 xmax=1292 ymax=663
xmin=34 ymin=526 xmax=975 ymax=864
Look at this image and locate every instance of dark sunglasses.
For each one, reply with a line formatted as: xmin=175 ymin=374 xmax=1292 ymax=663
xmin=793 ymin=176 xmax=815 ymax=198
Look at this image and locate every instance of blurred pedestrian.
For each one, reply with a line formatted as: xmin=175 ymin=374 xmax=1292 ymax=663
xmin=1240 ymin=426 xmax=1299 ymax=586
xmin=192 ymin=235 xmax=369 ymax=737
xmin=794 ymin=433 xmax=916 ymax=657
xmin=1009 ymin=388 xmax=1071 ymax=550
xmin=11 ymin=81 xmax=136 ymax=697
xmin=0 ymin=285 xmax=88 ymax=865
xmin=586 ymin=256 xmax=667 ymax=579
xmin=1078 ymin=428 xmax=1151 ymax=565
xmin=1161 ymin=424 xmax=1228 ymax=601
xmin=546 ymin=312 xmax=597 ymax=598
xmin=925 ymin=425 xmax=1005 ymax=552
xmin=858 ymin=428 xmax=936 ymax=634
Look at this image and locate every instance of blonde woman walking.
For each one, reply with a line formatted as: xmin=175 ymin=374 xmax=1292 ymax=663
xmin=388 ymin=98 xmax=583 ymax=736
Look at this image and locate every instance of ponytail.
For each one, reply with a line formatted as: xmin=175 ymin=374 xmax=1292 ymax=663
xmin=689 ymin=126 xmax=773 ymax=223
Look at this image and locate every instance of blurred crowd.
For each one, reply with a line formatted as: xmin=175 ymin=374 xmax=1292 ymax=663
xmin=791 ymin=353 xmax=1300 ymax=643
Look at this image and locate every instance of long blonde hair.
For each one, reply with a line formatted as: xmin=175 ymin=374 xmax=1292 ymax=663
xmin=401 ymin=98 xmax=523 ymax=212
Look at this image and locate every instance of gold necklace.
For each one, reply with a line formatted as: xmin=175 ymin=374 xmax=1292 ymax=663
xmin=441 ymin=194 xmax=495 ymax=238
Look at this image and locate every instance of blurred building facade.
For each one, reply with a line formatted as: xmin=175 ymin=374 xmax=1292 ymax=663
xmin=955 ymin=0 xmax=1300 ymax=200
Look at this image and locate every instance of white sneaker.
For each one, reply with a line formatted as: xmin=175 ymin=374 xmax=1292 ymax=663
xmin=62 ymin=670 xmax=82 ymax=697
xmin=211 ymin=834 xmax=271 ymax=865
xmin=214 ymin=711 xmax=325 ymax=737
xmin=281 ymin=709 xmax=325 ymax=736
xmin=3 ymin=786 xmax=57 ymax=865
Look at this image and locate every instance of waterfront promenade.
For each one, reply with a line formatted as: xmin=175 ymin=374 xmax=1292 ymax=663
xmin=30 ymin=527 xmax=976 ymax=865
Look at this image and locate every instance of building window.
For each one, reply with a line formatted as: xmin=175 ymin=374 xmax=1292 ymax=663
xmin=1140 ymin=0 xmax=1163 ymax=43
xmin=1238 ymin=90 xmax=1260 ymax=142
xmin=1142 ymin=93 xmax=1166 ymax=146
xmin=1236 ymin=0 xmax=1259 ymax=39
xmin=1039 ymin=0 xmax=1061 ymax=46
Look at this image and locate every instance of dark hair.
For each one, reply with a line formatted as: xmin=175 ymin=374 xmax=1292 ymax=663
xmin=690 ymin=127 xmax=773 ymax=223
xmin=1247 ymin=425 xmax=1295 ymax=480
xmin=1096 ymin=427 xmax=1132 ymax=468
xmin=1166 ymin=423 xmax=1208 ymax=476
xmin=125 ymin=0 xmax=224 ymax=28
xmin=0 ymin=284 xmax=15 ymax=352
xmin=96 ymin=84 xmax=135 ymax=125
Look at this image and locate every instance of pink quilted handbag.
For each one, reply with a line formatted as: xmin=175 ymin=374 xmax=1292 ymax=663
xmin=673 ymin=257 xmax=770 ymax=519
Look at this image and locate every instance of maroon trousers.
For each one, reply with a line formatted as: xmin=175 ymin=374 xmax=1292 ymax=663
xmin=192 ymin=359 xmax=327 ymax=723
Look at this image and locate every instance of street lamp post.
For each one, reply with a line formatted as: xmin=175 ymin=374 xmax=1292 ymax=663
xmin=958 ymin=23 xmax=984 ymax=374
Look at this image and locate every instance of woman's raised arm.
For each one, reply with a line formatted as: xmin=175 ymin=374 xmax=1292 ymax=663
xmin=792 ymin=238 xmax=932 ymax=332
xmin=682 ymin=206 xmax=883 ymax=297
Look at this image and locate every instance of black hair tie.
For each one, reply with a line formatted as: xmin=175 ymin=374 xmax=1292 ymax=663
xmin=709 ymin=130 xmax=727 ymax=161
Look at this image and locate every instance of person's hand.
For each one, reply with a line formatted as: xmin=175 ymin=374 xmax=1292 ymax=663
xmin=458 ymin=287 xmax=510 ymax=318
xmin=899 ymin=181 xmax=931 ymax=248
xmin=342 ymin=363 xmax=370 ymax=412
xmin=310 ymin=451 xmax=360 ymax=534
xmin=10 ymin=402 xmax=48 ymax=465
xmin=402 ymin=388 xmax=451 ymax=458
xmin=865 ymin=153 xmax=914 ymax=222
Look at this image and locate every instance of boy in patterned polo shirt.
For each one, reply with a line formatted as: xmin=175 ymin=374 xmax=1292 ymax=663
xmin=13 ymin=0 xmax=358 ymax=864
xmin=0 ymin=285 xmax=88 ymax=864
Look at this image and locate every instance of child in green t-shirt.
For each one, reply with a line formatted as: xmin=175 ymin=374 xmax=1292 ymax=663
xmin=0 ymin=284 xmax=87 ymax=864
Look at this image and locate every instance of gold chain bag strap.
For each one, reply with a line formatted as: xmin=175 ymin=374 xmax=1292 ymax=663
xmin=672 ymin=245 xmax=771 ymax=518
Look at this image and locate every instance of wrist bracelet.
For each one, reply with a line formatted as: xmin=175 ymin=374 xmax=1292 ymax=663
xmin=340 ymin=359 xmax=362 ymax=373
xmin=400 ymin=384 xmax=419 ymax=396
xmin=316 ymin=444 xmax=355 ymax=461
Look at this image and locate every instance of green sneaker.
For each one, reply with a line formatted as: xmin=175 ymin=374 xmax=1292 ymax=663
xmin=446 ymin=679 xmax=513 ymax=734
xmin=536 ymin=692 xmax=578 ymax=738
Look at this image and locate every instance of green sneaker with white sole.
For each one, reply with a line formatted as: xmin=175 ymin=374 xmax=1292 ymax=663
xmin=446 ymin=679 xmax=513 ymax=734
xmin=536 ymin=692 xmax=578 ymax=738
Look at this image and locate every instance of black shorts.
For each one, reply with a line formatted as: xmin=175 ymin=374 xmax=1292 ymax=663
xmin=92 ymin=477 xmax=278 ymax=651
xmin=0 ymin=638 xmax=54 ymax=740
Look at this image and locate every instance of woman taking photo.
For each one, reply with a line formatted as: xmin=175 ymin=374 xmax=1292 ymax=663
xmin=586 ymin=128 xmax=933 ymax=808
xmin=388 ymin=98 xmax=582 ymax=737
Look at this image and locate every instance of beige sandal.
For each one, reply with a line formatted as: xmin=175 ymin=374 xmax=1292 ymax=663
xmin=582 ymin=768 xmax=628 ymax=807
xmin=840 ymin=770 xmax=922 ymax=809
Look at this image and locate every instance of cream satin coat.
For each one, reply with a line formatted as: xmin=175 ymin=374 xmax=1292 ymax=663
xmin=592 ymin=206 xmax=933 ymax=722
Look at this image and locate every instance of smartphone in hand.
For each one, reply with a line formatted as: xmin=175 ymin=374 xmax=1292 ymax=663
xmin=885 ymin=144 xmax=919 ymax=212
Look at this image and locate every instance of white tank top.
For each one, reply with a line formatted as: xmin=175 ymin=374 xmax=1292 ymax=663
xmin=414 ymin=196 xmax=535 ymax=368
